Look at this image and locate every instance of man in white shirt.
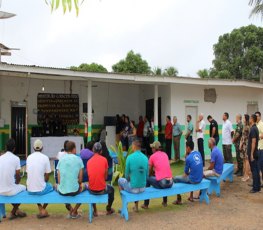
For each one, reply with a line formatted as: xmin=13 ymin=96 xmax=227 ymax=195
xmin=0 ymin=139 xmax=27 ymax=220
xmin=56 ymin=140 xmax=69 ymax=160
xmin=222 ymin=112 xmax=234 ymax=163
xmin=196 ymin=113 xmax=206 ymax=166
xmin=27 ymin=139 xmax=53 ymax=218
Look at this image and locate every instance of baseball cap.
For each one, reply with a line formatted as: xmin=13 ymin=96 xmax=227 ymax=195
xmin=93 ymin=142 xmax=102 ymax=153
xmin=34 ymin=139 xmax=43 ymax=151
xmin=150 ymin=141 xmax=161 ymax=149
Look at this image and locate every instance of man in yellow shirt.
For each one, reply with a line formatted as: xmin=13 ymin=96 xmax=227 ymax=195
xmin=255 ymin=112 xmax=263 ymax=187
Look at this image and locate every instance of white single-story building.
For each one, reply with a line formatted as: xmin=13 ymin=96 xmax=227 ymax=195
xmin=0 ymin=63 xmax=262 ymax=158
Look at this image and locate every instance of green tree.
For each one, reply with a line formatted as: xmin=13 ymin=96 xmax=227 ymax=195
xmin=151 ymin=67 xmax=163 ymax=76
xmin=249 ymin=0 xmax=263 ymax=19
xmin=70 ymin=63 xmax=108 ymax=73
xmin=211 ymin=25 xmax=263 ymax=80
xmin=197 ymin=69 xmax=210 ymax=78
xmin=112 ymin=50 xmax=151 ymax=74
xmin=163 ymin=66 xmax=178 ymax=77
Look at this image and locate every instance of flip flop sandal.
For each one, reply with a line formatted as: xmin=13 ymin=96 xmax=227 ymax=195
xmin=70 ymin=214 xmax=82 ymax=219
xmin=162 ymin=202 xmax=168 ymax=207
xmin=172 ymin=200 xmax=182 ymax=205
xmin=9 ymin=214 xmax=18 ymax=220
xmin=93 ymin=212 xmax=98 ymax=217
xmin=37 ymin=214 xmax=50 ymax=219
xmin=16 ymin=211 xmax=27 ymax=218
xmin=106 ymin=209 xmax=115 ymax=215
xmin=140 ymin=205 xmax=149 ymax=209
xmin=188 ymin=197 xmax=194 ymax=202
xmin=132 ymin=207 xmax=139 ymax=213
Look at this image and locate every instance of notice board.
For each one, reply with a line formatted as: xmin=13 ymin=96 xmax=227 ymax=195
xmin=37 ymin=93 xmax=79 ymax=125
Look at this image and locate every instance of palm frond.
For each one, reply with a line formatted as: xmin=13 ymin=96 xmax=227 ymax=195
xmin=45 ymin=0 xmax=81 ymax=15
xmin=249 ymin=0 xmax=263 ymax=19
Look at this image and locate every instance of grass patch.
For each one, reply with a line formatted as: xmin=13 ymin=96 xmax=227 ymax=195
xmin=5 ymin=161 xmax=186 ymax=216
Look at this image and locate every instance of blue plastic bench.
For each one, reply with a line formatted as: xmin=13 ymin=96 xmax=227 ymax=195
xmin=0 ymin=190 xmax=107 ymax=223
xmin=120 ymin=178 xmax=211 ymax=221
xmin=206 ymin=163 xmax=234 ymax=197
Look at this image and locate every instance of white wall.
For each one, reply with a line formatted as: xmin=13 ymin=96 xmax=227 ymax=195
xmin=139 ymin=84 xmax=171 ymax=126
xmin=170 ymin=84 xmax=263 ymax=126
xmin=0 ymin=76 xmax=141 ymax=125
xmin=1 ymin=75 xmax=263 ymax=128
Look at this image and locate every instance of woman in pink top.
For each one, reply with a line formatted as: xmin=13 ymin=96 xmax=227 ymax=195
xmin=141 ymin=141 xmax=173 ymax=209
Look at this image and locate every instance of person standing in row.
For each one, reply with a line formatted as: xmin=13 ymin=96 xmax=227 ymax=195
xmin=222 ymin=112 xmax=234 ymax=163
xmin=173 ymin=116 xmax=182 ymax=162
xmin=137 ymin=116 xmax=144 ymax=141
xmin=255 ymin=111 xmax=263 ymax=186
xmin=196 ymin=113 xmax=206 ymax=166
xmin=247 ymin=114 xmax=261 ymax=193
xmin=143 ymin=116 xmax=151 ymax=156
xmin=239 ymin=114 xmax=250 ymax=182
xmin=185 ymin=115 xmax=193 ymax=142
xmin=233 ymin=114 xmax=243 ymax=176
xmin=165 ymin=116 xmax=173 ymax=160
xmin=207 ymin=115 xmax=219 ymax=145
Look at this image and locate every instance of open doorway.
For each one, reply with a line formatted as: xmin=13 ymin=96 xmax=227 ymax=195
xmin=11 ymin=102 xmax=27 ymax=158
xmin=145 ymin=97 xmax=162 ymax=132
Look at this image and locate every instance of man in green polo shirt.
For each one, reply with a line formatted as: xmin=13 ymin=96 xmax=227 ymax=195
xmin=118 ymin=139 xmax=148 ymax=212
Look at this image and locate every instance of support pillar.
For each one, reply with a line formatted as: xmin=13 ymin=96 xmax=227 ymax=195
xmin=87 ymin=80 xmax=92 ymax=142
xmin=154 ymin=84 xmax=158 ymax=141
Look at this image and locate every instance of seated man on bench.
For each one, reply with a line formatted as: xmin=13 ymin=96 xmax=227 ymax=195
xmin=173 ymin=140 xmax=203 ymax=204
xmin=118 ymin=139 xmax=148 ymax=212
xmin=141 ymin=141 xmax=173 ymax=209
xmin=86 ymin=142 xmax=115 ymax=216
xmin=204 ymin=138 xmax=224 ymax=177
xmin=56 ymin=141 xmax=84 ymax=219
xmin=0 ymin=139 xmax=27 ymax=220
xmin=27 ymin=139 xmax=53 ymax=219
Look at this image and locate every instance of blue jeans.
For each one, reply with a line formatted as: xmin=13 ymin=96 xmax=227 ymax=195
xmin=173 ymin=175 xmax=191 ymax=184
xmin=249 ymin=159 xmax=261 ymax=191
xmin=144 ymin=177 xmax=173 ymax=206
xmin=118 ymin=178 xmax=145 ymax=194
xmin=28 ymin=183 xmax=53 ymax=195
xmin=87 ymin=184 xmax=115 ymax=211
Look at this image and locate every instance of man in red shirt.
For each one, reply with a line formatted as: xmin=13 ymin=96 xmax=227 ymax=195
xmin=137 ymin=116 xmax=144 ymax=139
xmin=87 ymin=142 xmax=115 ymax=216
xmin=165 ymin=116 xmax=173 ymax=160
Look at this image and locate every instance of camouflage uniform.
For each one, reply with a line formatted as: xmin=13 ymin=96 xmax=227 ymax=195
xmin=234 ymin=122 xmax=243 ymax=172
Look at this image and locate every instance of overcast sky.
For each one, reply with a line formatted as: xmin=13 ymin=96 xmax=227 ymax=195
xmin=0 ymin=0 xmax=262 ymax=76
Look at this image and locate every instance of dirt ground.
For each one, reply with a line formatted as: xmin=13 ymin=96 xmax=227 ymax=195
xmin=1 ymin=177 xmax=262 ymax=230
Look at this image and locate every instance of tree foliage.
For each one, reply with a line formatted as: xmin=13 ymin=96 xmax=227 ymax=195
xmin=197 ymin=69 xmax=210 ymax=78
xmin=70 ymin=63 xmax=108 ymax=73
xmin=207 ymin=25 xmax=263 ymax=80
xmin=163 ymin=66 xmax=178 ymax=77
xmin=45 ymin=0 xmax=83 ymax=15
xmin=151 ymin=67 xmax=163 ymax=76
xmin=112 ymin=50 xmax=151 ymax=74
xmin=249 ymin=0 xmax=263 ymax=19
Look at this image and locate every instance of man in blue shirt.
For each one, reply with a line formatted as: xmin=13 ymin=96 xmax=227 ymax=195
xmin=173 ymin=140 xmax=203 ymax=204
xmin=57 ymin=141 xmax=84 ymax=219
xmin=204 ymin=138 xmax=224 ymax=177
